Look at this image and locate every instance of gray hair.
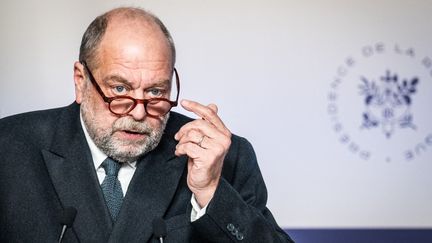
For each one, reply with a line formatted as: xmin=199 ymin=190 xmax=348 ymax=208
xmin=79 ymin=7 xmax=176 ymax=69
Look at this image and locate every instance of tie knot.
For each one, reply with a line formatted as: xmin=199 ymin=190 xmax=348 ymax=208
xmin=102 ymin=158 xmax=121 ymax=176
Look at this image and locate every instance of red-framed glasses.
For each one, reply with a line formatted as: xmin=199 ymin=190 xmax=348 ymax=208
xmin=81 ymin=61 xmax=180 ymax=118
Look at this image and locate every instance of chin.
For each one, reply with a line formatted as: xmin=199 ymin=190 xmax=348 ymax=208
xmin=109 ymin=144 xmax=155 ymax=163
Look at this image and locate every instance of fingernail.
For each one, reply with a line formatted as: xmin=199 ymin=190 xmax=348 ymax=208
xmin=174 ymin=133 xmax=179 ymax=140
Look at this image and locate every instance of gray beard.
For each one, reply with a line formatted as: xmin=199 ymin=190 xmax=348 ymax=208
xmin=81 ymin=102 xmax=169 ymax=163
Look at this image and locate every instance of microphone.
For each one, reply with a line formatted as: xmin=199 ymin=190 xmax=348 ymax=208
xmin=152 ymin=218 xmax=167 ymax=243
xmin=58 ymin=207 xmax=77 ymax=243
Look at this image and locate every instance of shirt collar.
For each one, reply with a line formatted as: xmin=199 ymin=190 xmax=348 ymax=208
xmin=79 ymin=112 xmax=136 ymax=170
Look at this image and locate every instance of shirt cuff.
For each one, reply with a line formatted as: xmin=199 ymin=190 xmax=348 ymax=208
xmin=190 ymin=194 xmax=208 ymax=222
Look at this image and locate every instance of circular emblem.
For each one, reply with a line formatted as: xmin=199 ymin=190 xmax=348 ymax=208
xmin=327 ymin=43 xmax=432 ymax=162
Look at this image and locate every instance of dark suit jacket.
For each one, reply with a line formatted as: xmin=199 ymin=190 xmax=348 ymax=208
xmin=0 ymin=103 xmax=293 ymax=243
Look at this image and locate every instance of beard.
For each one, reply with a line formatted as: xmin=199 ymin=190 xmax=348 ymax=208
xmin=81 ymin=100 xmax=169 ymax=163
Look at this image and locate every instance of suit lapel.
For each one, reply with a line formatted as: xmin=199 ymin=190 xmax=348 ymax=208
xmin=110 ymin=130 xmax=188 ymax=242
xmin=42 ymin=103 xmax=112 ymax=242
xmin=42 ymin=106 xmax=189 ymax=242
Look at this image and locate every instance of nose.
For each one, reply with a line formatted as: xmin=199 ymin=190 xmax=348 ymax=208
xmin=128 ymin=101 xmax=147 ymax=121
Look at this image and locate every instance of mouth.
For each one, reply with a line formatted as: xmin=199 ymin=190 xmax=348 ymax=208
xmin=117 ymin=129 xmax=148 ymax=139
xmin=123 ymin=130 xmax=144 ymax=135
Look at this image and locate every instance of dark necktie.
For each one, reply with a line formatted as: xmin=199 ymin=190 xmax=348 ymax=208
xmin=100 ymin=157 xmax=124 ymax=222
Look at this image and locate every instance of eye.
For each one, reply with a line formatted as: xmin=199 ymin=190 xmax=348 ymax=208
xmin=147 ymin=88 xmax=164 ymax=97
xmin=113 ymin=85 xmax=127 ymax=95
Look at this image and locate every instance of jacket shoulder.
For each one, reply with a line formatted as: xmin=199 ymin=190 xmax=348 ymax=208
xmin=0 ymin=105 xmax=73 ymax=148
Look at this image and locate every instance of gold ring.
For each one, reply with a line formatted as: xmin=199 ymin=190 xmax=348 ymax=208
xmin=197 ymin=135 xmax=205 ymax=147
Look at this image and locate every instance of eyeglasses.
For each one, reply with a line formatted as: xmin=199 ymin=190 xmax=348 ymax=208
xmin=81 ymin=61 xmax=180 ymax=118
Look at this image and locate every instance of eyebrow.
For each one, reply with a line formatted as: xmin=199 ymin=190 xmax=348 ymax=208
xmin=102 ymin=75 xmax=133 ymax=87
xmin=102 ymin=74 xmax=171 ymax=88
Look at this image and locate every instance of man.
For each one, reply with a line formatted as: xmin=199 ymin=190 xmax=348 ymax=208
xmin=0 ymin=7 xmax=293 ymax=243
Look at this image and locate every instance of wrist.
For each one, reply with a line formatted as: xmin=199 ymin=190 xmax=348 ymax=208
xmin=192 ymin=185 xmax=217 ymax=207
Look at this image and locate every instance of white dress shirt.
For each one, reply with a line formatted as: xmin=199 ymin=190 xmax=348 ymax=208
xmin=79 ymin=114 xmax=207 ymax=221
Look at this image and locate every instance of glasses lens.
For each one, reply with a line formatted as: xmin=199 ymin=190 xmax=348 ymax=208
xmin=147 ymin=99 xmax=172 ymax=117
xmin=110 ymin=98 xmax=135 ymax=115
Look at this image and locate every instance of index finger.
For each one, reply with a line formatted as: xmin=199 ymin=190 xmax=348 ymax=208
xmin=180 ymin=99 xmax=229 ymax=135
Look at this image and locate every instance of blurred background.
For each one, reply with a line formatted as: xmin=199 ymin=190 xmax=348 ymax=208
xmin=1 ymin=0 xmax=432 ymax=242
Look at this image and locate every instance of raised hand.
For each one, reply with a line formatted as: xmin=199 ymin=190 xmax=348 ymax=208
xmin=174 ymin=100 xmax=232 ymax=207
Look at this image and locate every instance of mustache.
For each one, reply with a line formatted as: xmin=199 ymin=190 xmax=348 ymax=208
xmin=112 ymin=117 xmax=153 ymax=134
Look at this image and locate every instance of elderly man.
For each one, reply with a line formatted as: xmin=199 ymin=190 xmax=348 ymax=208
xmin=0 ymin=7 xmax=293 ymax=243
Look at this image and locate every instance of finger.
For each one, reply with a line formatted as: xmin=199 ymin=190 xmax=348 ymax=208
xmin=207 ymin=103 xmax=218 ymax=113
xmin=175 ymin=142 xmax=205 ymax=159
xmin=195 ymin=135 xmax=227 ymax=152
xmin=175 ymin=129 xmax=204 ymax=146
xmin=177 ymin=128 xmax=230 ymax=153
xmin=180 ymin=100 xmax=228 ymax=134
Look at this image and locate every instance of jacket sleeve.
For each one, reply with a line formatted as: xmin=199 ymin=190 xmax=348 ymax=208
xmin=191 ymin=136 xmax=294 ymax=243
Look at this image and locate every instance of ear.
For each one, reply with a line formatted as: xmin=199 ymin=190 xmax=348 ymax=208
xmin=73 ymin=61 xmax=86 ymax=104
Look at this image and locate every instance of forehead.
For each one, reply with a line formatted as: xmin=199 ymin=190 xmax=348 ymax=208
xmin=96 ymin=18 xmax=173 ymax=71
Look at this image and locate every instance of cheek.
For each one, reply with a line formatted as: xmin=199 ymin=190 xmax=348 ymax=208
xmin=82 ymin=95 xmax=117 ymax=126
xmin=94 ymin=112 xmax=118 ymax=131
xmin=147 ymin=116 xmax=166 ymax=130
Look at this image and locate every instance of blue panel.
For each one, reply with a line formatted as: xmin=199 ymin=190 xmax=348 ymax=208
xmin=285 ymin=229 xmax=432 ymax=243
